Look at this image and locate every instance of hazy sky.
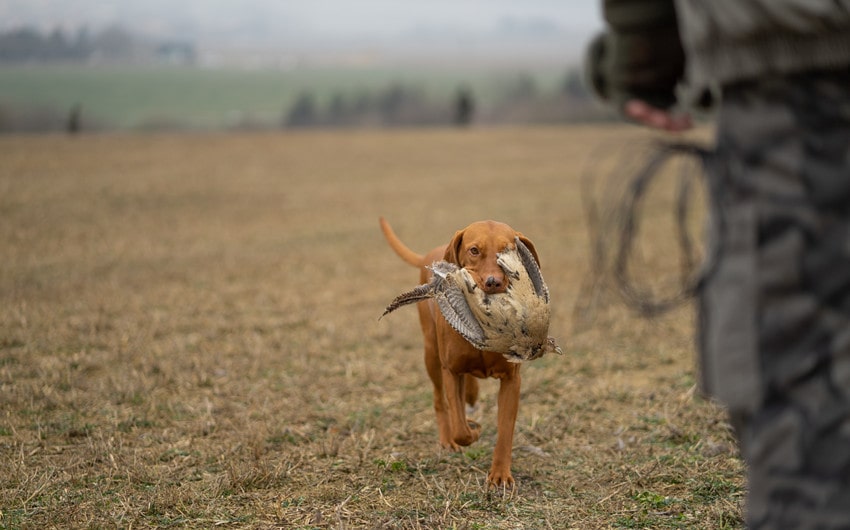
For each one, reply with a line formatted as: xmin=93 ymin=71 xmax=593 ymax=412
xmin=0 ymin=1 xmax=603 ymax=66
xmin=1 ymin=1 xmax=603 ymax=40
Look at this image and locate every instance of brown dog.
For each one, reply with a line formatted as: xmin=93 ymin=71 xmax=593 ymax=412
xmin=379 ymin=217 xmax=541 ymax=489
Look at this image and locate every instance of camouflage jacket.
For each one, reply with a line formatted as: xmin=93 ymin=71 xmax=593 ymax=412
xmin=677 ymin=0 xmax=850 ymax=90
xmin=589 ymin=0 xmax=850 ymax=109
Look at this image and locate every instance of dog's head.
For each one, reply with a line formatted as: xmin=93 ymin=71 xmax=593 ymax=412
xmin=443 ymin=220 xmax=540 ymax=295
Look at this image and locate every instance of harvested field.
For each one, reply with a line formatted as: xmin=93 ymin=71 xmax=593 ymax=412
xmin=0 ymin=126 xmax=743 ymax=528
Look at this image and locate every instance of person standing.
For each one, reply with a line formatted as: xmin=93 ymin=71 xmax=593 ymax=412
xmin=454 ymin=86 xmax=475 ymax=127
xmin=586 ymin=1 xmax=850 ymax=527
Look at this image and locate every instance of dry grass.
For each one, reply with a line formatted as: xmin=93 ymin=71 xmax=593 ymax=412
xmin=0 ymin=126 xmax=743 ymax=529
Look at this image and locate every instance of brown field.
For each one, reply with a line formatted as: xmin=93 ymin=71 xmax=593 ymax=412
xmin=0 ymin=126 xmax=743 ymax=529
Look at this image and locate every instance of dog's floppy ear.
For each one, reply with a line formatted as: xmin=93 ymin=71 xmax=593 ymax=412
xmin=443 ymin=229 xmax=465 ymax=265
xmin=516 ymin=233 xmax=541 ymax=268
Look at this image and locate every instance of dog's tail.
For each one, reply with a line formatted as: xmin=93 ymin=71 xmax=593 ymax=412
xmin=379 ymin=217 xmax=424 ymax=267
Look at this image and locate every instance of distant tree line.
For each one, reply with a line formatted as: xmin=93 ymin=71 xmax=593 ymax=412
xmin=282 ymin=71 xmax=606 ymax=129
xmin=0 ymin=26 xmax=195 ymax=65
xmin=0 ymin=46 xmax=611 ymax=133
xmin=284 ymin=83 xmax=453 ymax=128
xmin=0 ymin=68 xmax=609 ymax=133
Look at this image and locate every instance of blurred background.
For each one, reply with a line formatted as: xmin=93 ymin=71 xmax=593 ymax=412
xmin=0 ymin=1 xmax=609 ymax=133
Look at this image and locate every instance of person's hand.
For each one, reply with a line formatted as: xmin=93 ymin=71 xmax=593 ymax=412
xmin=624 ymin=99 xmax=693 ymax=132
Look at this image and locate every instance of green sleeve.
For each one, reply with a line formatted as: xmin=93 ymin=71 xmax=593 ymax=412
xmin=603 ymin=0 xmax=678 ymax=32
xmin=586 ymin=0 xmax=684 ymax=110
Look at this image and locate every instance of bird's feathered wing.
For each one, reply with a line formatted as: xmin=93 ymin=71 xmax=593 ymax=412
xmin=381 ymin=238 xmax=561 ymax=362
xmin=381 ymin=261 xmax=487 ymax=349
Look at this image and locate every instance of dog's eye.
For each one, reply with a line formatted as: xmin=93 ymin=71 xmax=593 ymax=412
xmin=468 ymin=246 xmax=480 ymax=256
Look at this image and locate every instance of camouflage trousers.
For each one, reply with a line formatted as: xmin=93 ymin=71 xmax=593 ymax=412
xmin=699 ymin=70 xmax=850 ymax=529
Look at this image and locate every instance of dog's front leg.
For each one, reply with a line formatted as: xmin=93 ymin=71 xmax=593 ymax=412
xmin=442 ymin=367 xmax=481 ymax=448
xmin=488 ymin=369 xmax=521 ymax=489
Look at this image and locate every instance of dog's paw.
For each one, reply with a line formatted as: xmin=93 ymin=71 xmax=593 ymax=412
xmin=451 ymin=425 xmax=481 ymax=447
xmin=486 ymin=468 xmax=516 ymax=492
xmin=439 ymin=437 xmax=462 ymax=452
xmin=459 ymin=420 xmax=481 ymax=445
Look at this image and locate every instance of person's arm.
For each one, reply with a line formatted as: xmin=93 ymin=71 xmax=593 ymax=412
xmin=586 ymin=0 xmax=692 ymax=131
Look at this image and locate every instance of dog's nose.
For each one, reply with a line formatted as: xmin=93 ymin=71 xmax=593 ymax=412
xmin=484 ymin=276 xmax=504 ymax=292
